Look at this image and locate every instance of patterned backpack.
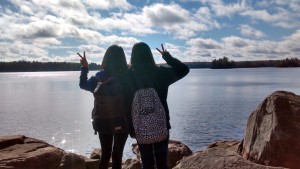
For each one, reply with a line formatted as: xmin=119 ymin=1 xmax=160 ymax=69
xmin=131 ymin=88 xmax=168 ymax=144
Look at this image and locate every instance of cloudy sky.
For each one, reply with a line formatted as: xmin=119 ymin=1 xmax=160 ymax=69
xmin=0 ymin=0 xmax=300 ymax=64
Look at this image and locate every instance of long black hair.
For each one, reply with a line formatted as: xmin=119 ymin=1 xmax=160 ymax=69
xmin=101 ymin=45 xmax=127 ymax=76
xmin=130 ymin=42 xmax=157 ymax=72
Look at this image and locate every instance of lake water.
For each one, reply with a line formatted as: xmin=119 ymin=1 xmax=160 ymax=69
xmin=1 ymin=68 xmax=300 ymax=159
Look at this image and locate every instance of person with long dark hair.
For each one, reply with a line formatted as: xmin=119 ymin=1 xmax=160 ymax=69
xmin=122 ymin=42 xmax=189 ymax=169
xmin=78 ymin=45 xmax=128 ymax=169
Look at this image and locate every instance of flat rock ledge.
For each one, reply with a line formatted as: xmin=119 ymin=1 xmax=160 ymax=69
xmin=1 ymin=91 xmax=299 ymax=169
xmin=0 ymin=135 xmax=98 ymax=169
xmin=0 ymin=135 xmax=65 ymax=169
xmin=173 ymin=140 xmax=287 ymax=169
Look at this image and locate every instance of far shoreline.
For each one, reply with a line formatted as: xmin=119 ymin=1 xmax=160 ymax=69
xmin=0 ymin=57 xmax=300 ymax=72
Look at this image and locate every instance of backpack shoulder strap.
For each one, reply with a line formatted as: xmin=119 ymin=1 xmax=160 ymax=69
xmin=93 ymin=76 xmax=115 ymax=94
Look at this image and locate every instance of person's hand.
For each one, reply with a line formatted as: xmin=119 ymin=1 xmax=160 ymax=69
xmin=77 ymin=51 xmax=89 ymax=67
xmin=156 ymin=44 xmax=168 ymax=55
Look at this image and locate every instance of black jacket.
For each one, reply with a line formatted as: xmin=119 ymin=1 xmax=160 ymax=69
xmin=120 ymin=52 xmax=190 ymax=137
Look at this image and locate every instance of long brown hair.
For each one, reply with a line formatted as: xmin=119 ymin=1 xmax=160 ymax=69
xmin=101 ymin=45 xmax=127 ymax=76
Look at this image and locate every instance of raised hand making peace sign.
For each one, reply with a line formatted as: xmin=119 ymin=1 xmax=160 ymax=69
xmin=77 ymin=51 xmax=89 ymax=67
xmin=156 ymin=44 xmax=168 ymax=55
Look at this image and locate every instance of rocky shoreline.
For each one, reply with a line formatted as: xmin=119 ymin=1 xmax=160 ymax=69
xmin=1 ymin=91 xmax=299 ymax=169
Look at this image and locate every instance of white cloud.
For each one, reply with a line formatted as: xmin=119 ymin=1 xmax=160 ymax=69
xmin=184 ymin=31 xmax=300 ymax=62
xmin=83 ymin=0 xmax=133 ymax=10
xmin=241 ymin=5 xmax=300 ymax=29
xmin=193 ymin=7 xmax=221 ymax=30
xmin=139 ymin=3 xmax=194 ymax=39
xmin=33 ymin=38 xmax=62 ymax=46
xmin=93 ymin=3 xmax=220 ymax=39
xmin=16 ymin=21 xmax=62 ymax=39
xmin=257 ymin=0 xmax=300 ymax=11
xmin=222 ymin=36 xmax=248 ymax=47
xmin=143 ymin=3 xmax=189 ymax=25
xmin=141 ymin=3 xmax=220 ymax=39
xmin=19 ymin=3 xmax=34 ymax=15
xmin=200 ymin=0 xmax=251 ymax=17
xmin=239 ymin=24 xmax=265 ymax=39
xmin=0 ymin=41 xmax=49 ymax=62
xmin=281 ymin=30 xmax=300 ymax=54
xmin=187 ymin=38 xmax=222 ymax=49
xmin=78 ymin=45 xmax=105 ymax=53
xmin=105 ymin=13 xmax=156 ymax=34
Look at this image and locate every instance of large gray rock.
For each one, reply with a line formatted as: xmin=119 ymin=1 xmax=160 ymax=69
xmin=207 ymin=140 xmax=240 ymax=152
xmin=59 ymin=153 xmax=98 ymax=169
xmin=90 ymin=148 xmax=101 ymax=160
xmin=122 ymin=159 xmax=141 ymax=169
xmin=0 ymin=135 xmax=65 ymax=169
xmin=90 ymin=148 xmax=113 ymax=168
xmin=85 ymin=157 xmax=99 ymax=169
xmin=168 ymin=140 xmax=193 ymax=167
xmin=238 ymin=91 xmax=300 ymax=169
xmin=59 ymin=153 xmax=86 ymax=169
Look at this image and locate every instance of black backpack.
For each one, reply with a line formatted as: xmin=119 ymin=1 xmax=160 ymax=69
xmin=92 ymin=77 xmax=127 ymax=134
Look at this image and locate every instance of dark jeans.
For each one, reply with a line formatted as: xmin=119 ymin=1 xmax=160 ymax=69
xmin=98 ymin=132 xmax=128 ymax=169
xmin=138 ymin=138 xmax=169 ymax=169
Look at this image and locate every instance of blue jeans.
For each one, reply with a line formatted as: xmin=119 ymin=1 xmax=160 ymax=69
xmin=138 ymin=138 xmax=169 ymax=169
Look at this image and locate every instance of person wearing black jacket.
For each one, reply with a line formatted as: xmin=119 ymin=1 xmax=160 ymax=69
xmin=78 ymin=45 xmax=128 ymax=169
xmin=120 ymin=42 xmax=189 ymax=169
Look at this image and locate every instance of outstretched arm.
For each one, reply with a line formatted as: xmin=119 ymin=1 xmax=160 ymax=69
xmin=157 ymin=44 xmax=190 ymax=85
xmin=78 ymin=51 xmax=97 ymax=92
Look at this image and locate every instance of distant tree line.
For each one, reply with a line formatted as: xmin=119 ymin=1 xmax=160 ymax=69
xmin=210 ymin=57 xmax=300 ymax=69
xmin=0 ymin=57 xmax=299 ymax=72
xmin=276 ymin=58 xmax=300 ymax=67
xmin=184 ymin=62 xmax=211 ymax=69
xmin=160 ymin=62 xmax=211 ymax=69
xmin=0 ymin=61 xmax=100 ymax=72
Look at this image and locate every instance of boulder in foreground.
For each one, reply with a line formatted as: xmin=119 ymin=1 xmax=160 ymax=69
xmin=0 ymin=135 xmax=65 ymax=169
xmin=238 ymin=91 xmax=300 ymax=169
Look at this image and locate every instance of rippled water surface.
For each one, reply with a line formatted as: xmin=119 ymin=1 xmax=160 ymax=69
xmin=1 ymin=68 xmax=300 ymax=159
